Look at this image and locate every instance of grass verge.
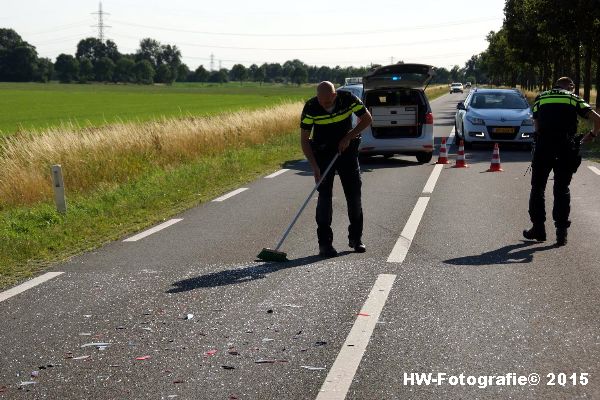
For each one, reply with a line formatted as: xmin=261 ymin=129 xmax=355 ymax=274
xmin=0 ymin=132 xmax=302 ymax=289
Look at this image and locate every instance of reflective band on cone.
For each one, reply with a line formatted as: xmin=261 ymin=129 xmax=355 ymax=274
xmin=453 ymin=140 xmax=469 ymax=168
xmin=486 ymin=143 xmax=504 ymax=172
xmin=436 ymin=137 xmax=449 ymax=164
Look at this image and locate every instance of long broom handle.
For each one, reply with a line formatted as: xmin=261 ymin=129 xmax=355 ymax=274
xmin=274 ymin=153 xmax=340 ymax=251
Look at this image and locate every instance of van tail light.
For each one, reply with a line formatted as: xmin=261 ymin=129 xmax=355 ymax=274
xmin=424 ymin=112 xmax=433 ymax=125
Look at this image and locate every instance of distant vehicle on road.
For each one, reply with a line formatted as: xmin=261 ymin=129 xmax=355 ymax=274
xmin=338 ymin=63 xmax=436 ymax=163
xmin=450 ymin=82 xmax=464 ymax=93
xmin=465 ymin=82 xmax=472 ymax=88
xmin=454 ymin=88 xmax=535 ymax=147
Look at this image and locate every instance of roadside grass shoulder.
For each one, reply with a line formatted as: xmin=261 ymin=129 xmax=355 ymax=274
xmin=0 ymin=132 xmax=302 ymax=289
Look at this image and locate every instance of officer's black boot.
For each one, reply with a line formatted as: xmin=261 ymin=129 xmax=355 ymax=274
xmin=556 ymin=227 xmax=568 ymax=247
xmin=523 ymin=224 xmax=547 ymax=241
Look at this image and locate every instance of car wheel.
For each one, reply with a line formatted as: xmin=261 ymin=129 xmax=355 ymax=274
xmin=416 ymin=152 xmax=433 ymax=164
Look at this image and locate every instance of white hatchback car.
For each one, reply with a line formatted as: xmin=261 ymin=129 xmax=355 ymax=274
xmin=338 ymin=63 xmax=436 ymax=163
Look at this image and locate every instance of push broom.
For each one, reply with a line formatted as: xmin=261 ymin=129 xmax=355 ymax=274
xmin=257 ymin=153 xmax=340 ymax=262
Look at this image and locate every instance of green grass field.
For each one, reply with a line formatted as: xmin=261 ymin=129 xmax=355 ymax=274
xmin=0 ymin=82 xmax=315 ymax=135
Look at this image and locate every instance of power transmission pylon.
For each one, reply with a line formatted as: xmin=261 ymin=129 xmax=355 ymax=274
xmin=92 ymin=2 xmax=110 ymax=42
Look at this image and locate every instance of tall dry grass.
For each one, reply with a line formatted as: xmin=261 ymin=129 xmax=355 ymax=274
xmin=523 ymin=88 xmax=597 ymax=107
xmin=0 ymin=102 xmax=302 ymax=208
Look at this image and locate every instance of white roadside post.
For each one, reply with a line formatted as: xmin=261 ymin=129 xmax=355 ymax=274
xmin=51 ymin=165 xmax=67 ymax=213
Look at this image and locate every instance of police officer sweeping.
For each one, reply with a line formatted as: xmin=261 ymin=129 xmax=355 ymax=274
xmin=523 ymin=77 xmax=600 ymax=246
xmin=300 ymin=81 xmax=373 ymax=257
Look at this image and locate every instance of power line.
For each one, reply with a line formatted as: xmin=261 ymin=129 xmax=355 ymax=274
xmin=109 ymin=16 xmax=501 ymax=38
xmin=109 ymin=31 xmax=481 ymax=51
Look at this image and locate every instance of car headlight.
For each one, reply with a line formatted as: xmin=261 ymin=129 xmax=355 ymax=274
xmin=521 ymin=118 xmax=534 ymax=126
xmin=467 ymin=116 xmax=485 ymax=125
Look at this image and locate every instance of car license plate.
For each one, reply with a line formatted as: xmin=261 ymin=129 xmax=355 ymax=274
xmin=493 ymin=127 xmax=514 ymax=133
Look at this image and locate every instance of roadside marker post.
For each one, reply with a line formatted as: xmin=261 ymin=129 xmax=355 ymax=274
xmin=51 ymin=165 xmax=67 ymax=213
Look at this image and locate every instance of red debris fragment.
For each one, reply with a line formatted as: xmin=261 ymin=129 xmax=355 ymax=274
xmin=204 ymin=350 xmax=217 ymax=356
xmin=357 ymin=313 xmax=370 ymax=316
xmin=135 ymin=356 xmax=151 ymax=360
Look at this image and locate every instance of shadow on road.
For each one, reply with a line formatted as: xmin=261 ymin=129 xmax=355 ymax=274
xmin=166 ymin=251 xmax=353 ymax=293
xmin=444 ymin=241 xmax=556 ymax=266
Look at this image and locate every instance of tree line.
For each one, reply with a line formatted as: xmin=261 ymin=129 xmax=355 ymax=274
xmin=466 ymin=0 xmax=600 ymax=103
xmin=1 ymin=27 xmax=467 ymax=86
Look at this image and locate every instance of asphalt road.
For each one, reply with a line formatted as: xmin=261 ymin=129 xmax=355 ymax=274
xmin=1 ymin=91 xmax=599 ymax=400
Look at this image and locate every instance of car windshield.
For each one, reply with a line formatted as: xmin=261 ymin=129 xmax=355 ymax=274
xmin=470 ymin=93 xmax=528 ymax=109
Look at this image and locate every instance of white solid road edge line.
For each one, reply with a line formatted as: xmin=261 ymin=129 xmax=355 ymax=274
xmin=123 ymin=218 xmax=183 ymax=242
xmin=423 ymin=164 xmax=444 ymax=194
xmin=387 ymin=197 xmax=430 ymax=263
xmin=588 ymin=166 xmax=600 ymax=176
xmin=0 ymin=272 xmax=64 ymax=303
xmin=316 ymin=274 xmax=397 ymax=400
xmin=212 ymin=187 xmax=248 ymax=202
xmin=265 ymin=169 xmax=290 ymax=179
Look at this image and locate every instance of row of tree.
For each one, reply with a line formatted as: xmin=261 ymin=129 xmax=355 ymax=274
xmin=466 ymin=0 xmax=600 ymax=103
xmin=1 ymin=27 xmax=469 ymax=86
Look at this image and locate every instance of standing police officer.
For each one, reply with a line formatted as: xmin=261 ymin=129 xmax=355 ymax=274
xmin=300 ymin=81 xmax=373 ymax=257
xmin=524 ymin=77 xmax=600 ymax=246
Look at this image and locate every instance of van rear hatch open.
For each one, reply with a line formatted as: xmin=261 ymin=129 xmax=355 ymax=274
xmin=363 ymin=63 xmax=435 ymax=90
xmin=362 ymin=64 xmax=434 ymax=139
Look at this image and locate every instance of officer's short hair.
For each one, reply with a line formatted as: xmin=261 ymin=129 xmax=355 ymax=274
xmin=555 ymin=77 xmax=574 ymax=88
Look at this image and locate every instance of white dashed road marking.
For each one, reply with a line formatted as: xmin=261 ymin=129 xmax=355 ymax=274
xmin=211 ymin=188 xmax=248 ymax=202
xmin=0 ymin=272 xmax=64 ymax=303
xmin=423 ymin=164 xmax=444 ymax=194
xmin=265 ymin=169 xmax=290 ymax=178
xmin=588 ymin=166 xmax=600 ymax=176
xmin=387 ymin=197 xmax=430 ymax=263
xmin=123 ymin=219 xmax=183 ymax=242
xmin=316 ymin=274 xmax=396 ymax=400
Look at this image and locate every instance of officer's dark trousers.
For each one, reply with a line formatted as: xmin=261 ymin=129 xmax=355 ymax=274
xmin=528 ymin=150 xmax=573 ymax=229
xmin=314 ymin=148 xmax=363 ymax=246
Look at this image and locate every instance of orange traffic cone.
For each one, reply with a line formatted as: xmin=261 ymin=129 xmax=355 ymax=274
xmin=453 ymin=140 xmax=469 ymax=168
xmin=487 ymin=143 xmax=504 ymax=172
xmin=436 ymin=137 xmax=449 ymax=164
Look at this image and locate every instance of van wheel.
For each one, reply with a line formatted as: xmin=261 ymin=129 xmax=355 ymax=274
xmin=416 ymin=152 xmax=433 ymax=163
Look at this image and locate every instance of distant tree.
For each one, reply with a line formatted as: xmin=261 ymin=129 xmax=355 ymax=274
xmin=105 ymin=40 xmax=120 ymax=62
xmin=114 ymin=57 xmax=135 ymax=82
xmin=0 ymin=28 xmax=23 ymax=49
xmin=94 ymin=56 xmax=115 ymax=82
xmin=33 ymin=57 xmax=53 ymax=82
xmin=291 ymin=65 xmax=308 ymax=85
xmin=78 ymin=57 xmax=94 ymax=83
xmin=55 ymin=53 xmax=79 ymax=83
xmin=208 ymin=69 xmax=228 ymax=83
xmin=176 ymin=63 xmax=191 ymax=82
xmin=254 ymin=64 xmax=266 ymax=84
xmin=230 ymin=64 xmax=248 ymax=84
xmin=156 ymin=63 xmax=175 ymax=84
xmin=0 ymin=28 xmax=40 ymax=82
xmin=136 ymin=38 xmax=161 ymax=68
xmin=194 ymin=65 xmax=209 ymax=82
xmin=4 ymin=46 xmax=38 ymax=81
xmin=76 ymin=38 xmax=106 ymax=63
xmin=133 ymin=59 xmax=155 ymax=84
xmin=265 ymin=63 xmax=282 ymax=82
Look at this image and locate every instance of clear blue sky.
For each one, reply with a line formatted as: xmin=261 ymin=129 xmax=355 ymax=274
xmin=2 ymin=0 xmax=506 ymax=70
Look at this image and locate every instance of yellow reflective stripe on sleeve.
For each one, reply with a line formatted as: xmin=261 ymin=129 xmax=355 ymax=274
xmin=351 ymin=103 xmax=364 ymax=112
xmin=532 ymin=103 xmax=539 ymax=112
xmin=302 ymin=118 xmax=314 ymax=125
xmin=312 ymin=109 xmax=354 ymax=125
xmin=579 ymin=101 xmax=591 ymax=109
